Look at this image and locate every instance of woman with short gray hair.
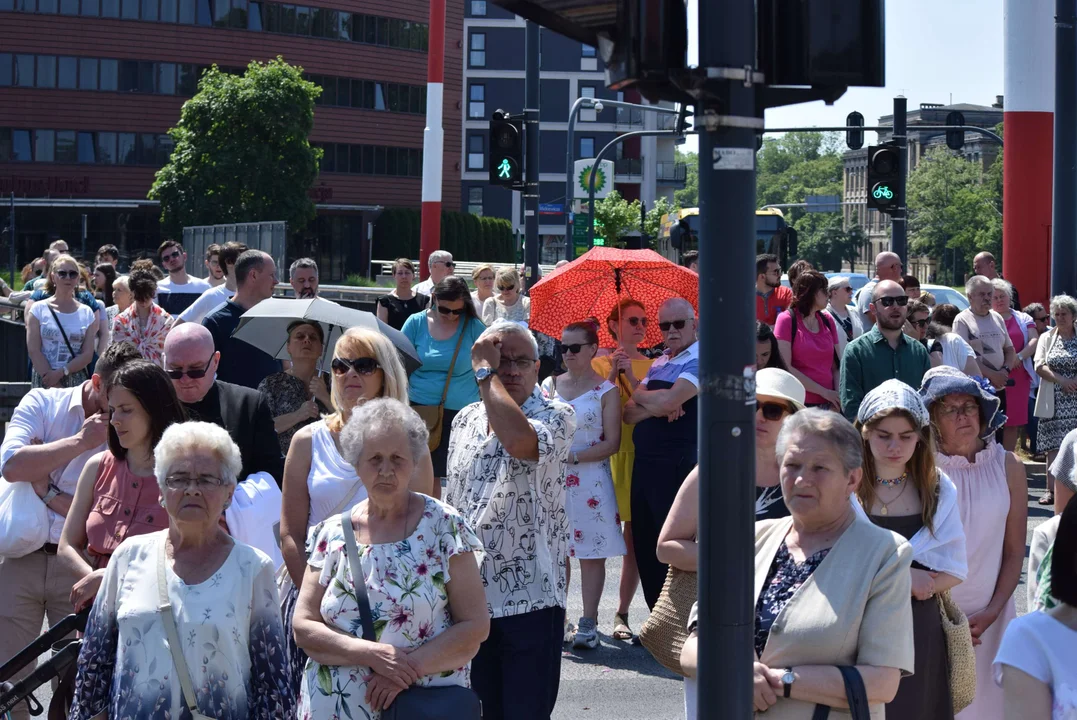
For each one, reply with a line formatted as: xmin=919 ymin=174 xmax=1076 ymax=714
xmin=1035 ymin=293 xmax=1077 ymax=508
xmin=69 ymin=421 xmax=295 ymax=719
xmin=293 ymin=399 xmax=489 ymax=718
xmin=990 ymin=278 xmax=1039 ymax=452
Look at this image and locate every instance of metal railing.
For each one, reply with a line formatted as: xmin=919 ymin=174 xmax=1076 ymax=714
xmin=614 ymin=157 xmax=643 ymax=177
xmin=615 ymin=107 xmax=644 ymax=127
xmin=656 ymin=161 xmax=688 ymax=183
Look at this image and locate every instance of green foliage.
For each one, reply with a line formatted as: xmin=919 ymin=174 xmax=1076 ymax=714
xmin=149 ymin=57 xmax=322 ymax=236
xmin=797 ymin=225 xmax=869 ymax=273
xmin=371 ymin=209 xmax=514 ymax=262
xmin=343 ymin=274 xmax=379 ymax=287
xmin=592 ymin=190 xmax=642 ymax=245
xmin=673 ymin=149 xmax=698 ymax=208
xmin=644 ymin=196 xmax=678 ymax=246
xmin=906 ymin=146 xmax=1001 ymax=285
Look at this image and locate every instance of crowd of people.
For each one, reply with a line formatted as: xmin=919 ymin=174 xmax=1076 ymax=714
xmin=0 ymin=239 xmax=1074 ymax=720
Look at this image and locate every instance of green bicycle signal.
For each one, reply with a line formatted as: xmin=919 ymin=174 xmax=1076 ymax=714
xmin=873 ymin=184 xmax=894 ymax=200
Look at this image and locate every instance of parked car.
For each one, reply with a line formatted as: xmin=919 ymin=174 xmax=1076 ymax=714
xmin=921 ymin=284 xmax=970 ymax=311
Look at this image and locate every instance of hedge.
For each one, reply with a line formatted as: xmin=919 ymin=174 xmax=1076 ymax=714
xmin=371 ymin=208 xmax=514 ymax=262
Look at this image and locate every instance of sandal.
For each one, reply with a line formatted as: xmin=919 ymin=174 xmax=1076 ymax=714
xmin=612 ymin=613 xmax=633 ymax=641
xmin=1039 ymin=492 xmax=1054 ymax=506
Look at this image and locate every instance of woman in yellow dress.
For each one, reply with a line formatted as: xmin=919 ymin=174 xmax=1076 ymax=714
xmin=592 ymin=297 xmax=655 ymax=641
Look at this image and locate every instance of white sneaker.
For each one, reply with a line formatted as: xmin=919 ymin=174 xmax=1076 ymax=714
xmin=572 ymin=617 xmax=598 ymax=650
xmin=563 ymin=622 xmax=576 ymax=644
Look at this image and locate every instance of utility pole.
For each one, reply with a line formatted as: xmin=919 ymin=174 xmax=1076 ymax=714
xmin=891 ymin=96 xmax=908 ymax=265
xmin=523 ymin=21 xmax=541 ymax=290
xmin=1054 ymin=0 xmax=1077 ymax=297
xmin=697 ymin=0 xmax=756 ymax=715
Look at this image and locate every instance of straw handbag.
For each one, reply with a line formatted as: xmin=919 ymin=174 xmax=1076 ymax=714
xmin=639 ymin=567 xmax=697 ymax=676
xmin=937 ymin=589 xmax=976 ymax=714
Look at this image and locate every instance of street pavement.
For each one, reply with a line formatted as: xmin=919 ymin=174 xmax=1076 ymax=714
xmin=18 ymin=461 xmax=1056 ymax=719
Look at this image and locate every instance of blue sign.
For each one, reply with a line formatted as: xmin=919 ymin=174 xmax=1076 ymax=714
xmin=539 ymin=203 xmax=564 ymax=215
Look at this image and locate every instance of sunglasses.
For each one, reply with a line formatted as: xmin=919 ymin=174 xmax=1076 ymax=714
xmin=162 ymin=250 xmax=182 ymax=262
xmin=331 ymin=357 xmax=381 ymax=376
xmin=557 ymin=342 xmax=594 ymax=355
xmin=437 ymin=304 xmax=465 ymax=316
xmin=1035 ymin=316 xmax=1049 ymax=323
xmin=165 ymin=355 xmax=214 ymax=380
xmin=875 ymin=296 xmax=909 ymax=308
xmin=622 ymin=316 xmax=647 ymax=327
xmin=438 ymin=261 xmax=455 ymax=268
xmin=758 ymin=402 xmax=792 ymax=421
xmin=54 ymin=270 xmax=79 ymax=280
xmin=658 ymin=319 xmax=690 ymax=332
xmin=910 ymin=318 xmax=929 ymax=328
xmin=498 ymin=285 xmax=516 ymax=291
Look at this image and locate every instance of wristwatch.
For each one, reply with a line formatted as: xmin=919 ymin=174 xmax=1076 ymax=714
xmin=782 ymin=668 xmax=796 ymax=698
xmin=474 ymin=366 xmax=497 ymax=383
xmin=41 ymin=483 xmax=61 ymax=505
xmin=62 ymin=365 xmax=70 ymax=378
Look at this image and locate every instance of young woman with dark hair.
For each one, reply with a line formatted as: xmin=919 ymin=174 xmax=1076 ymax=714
xmin=756 ymin=320 xmax=788 ymax=371
xmin=774 ymin=270 xmax=840 ymax=409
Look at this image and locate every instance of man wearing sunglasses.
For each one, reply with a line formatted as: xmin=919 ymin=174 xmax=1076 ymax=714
xmin=156 ymin=239 xmax=211 ymax=316
xmin=413 ymin=250 xmax=455 ymax=295
xmin=839 ymin=279 xmax=931 ymax=421
xmin=623 ymin=297 xmax=700 ymax=610
xmin=163 ymin=323 xmax=283 ymax=485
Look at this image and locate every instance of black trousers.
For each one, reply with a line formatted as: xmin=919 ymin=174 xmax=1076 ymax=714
xmin=631 ymin=450 xmax=697 ymax=610
xmin=471 ymin=606 xmax=566 ymax=720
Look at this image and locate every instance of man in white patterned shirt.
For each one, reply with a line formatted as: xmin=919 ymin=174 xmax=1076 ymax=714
xmin=444 ymin=320 xmax=576 ymax=720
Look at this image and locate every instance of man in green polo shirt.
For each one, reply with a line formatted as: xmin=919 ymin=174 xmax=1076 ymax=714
xmin=840 ymin=279 xmax=931 ymax=420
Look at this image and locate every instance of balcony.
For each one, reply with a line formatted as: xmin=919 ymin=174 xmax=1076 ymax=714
xmin=614 ymin=157 xmax=643 ymax=179
xmin=656 ymin=161 xmax=688 ymax=187
xmin=615 ymin=107 xmax=644 ymax=127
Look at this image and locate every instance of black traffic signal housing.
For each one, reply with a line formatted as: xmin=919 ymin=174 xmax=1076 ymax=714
xmin=846 ymin=111 xmax=864 ymax=150
xmin=866 ymin=143 xmax=901 ymax=214
xmin=669 ymin=219 xmax=693 ymax=250
xmin=489 ymin=110 xmax=525 ymax=190
xmin=946 ymin=111 xmax=966 ymax=151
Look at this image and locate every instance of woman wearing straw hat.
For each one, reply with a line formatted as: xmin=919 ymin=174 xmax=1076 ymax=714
xmin=755 ymin=368 xmax=806 ymax=521
xmin=855 ymin=379 xmax=969 ymax=719
xmin=920 ymin=366 xmax=1027 ymax=720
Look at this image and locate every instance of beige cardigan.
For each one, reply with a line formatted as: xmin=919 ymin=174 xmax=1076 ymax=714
xmin=753 ymin=514 xmax=915 ymax=720
xmin=1034 ymin=326 xmax=1059 ymax=419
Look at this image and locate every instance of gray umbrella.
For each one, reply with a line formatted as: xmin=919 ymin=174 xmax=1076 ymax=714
xmin=230 ymin=298 xmax=421 ymax=373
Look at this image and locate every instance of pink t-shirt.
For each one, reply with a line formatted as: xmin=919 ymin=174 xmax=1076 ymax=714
xmin=774 ymin=309 xmax=839 ymax=405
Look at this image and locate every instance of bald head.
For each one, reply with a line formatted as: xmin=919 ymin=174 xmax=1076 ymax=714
xmin=973 ymin=251 xmax=998 ymax=279
xmin=165 ymin=322 xmax=214 ymax=359
xmin=874 ymin=252 xmax=903 ymax=282
xmin=660 ymin=297 xmax=696 ymax=319
xmin=872 ymin=279 xmax=904 ymax=302
xmin=164 ymin=324 xmax=219 ymax=404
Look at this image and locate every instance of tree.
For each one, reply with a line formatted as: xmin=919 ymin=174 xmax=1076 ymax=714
xmin=592 ymin=190 xmax=642 ymax=245
xmin=673 ymin=149 xmax=698 ymax=208
xmin=643 ymin=196 xmax=678 ymax=247
xmin=149 ymin=57 xmax=323 ymax=236
xmin=797 ymin=225 xmax=868 ymax=272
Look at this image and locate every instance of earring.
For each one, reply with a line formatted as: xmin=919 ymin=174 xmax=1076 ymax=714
xmin=159 ymin=498 xmax=166 ymax=507
xmin=223 ymin=500 xmax=232 ymax=510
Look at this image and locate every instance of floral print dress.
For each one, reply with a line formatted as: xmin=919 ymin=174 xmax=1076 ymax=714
xmin=69 ymin=531 xmax=295 ymax=720
xmin=753 ymin=541 xmax=831 ymax=658
xmin=298 ymin=496 xmax=484 ymax=720
xmin=542 ymin=378 xmax=627 ymax=560
xmin=111 ymin=302 xmax=174 ymax=366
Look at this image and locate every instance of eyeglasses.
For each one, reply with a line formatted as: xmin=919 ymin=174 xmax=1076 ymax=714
xmin=165 ymin=355 xmax=214 ymax=380
xmin=499 ymin=357 xmax=536 ymax=372
xmin=331 ymin=357 xmax=381 ymax=376
xmin=557 ymin=342 xmax=594 ymax=355
xmin=54 ymin=270 xmax=79 ymax=280
xmin=910 ymin=318 xmax=929 ymax=328
xmin=436 ymin=304 xmax=465 ymax=316
xmin=622 ymin=316 xmax=647 ymax=328
xmin=477 ymin=275 xmax=495 ymax=282
xmin=875 ymin=296 xmax=909 ymax=308
xmin=937 ymin=403 xmax=979 ymax=419
xmin=1035 ymin=316 xmax=1049 ymax=323
xmin=437 ymin=261 xmax=455 ymax=268
xmin=659 ymin=319 xmax=691 ymax=332
xmin=164 ymin=474 xmax=225 ymax=490
xmin=162 ymin=250 xmax=182 ymax=262
xmin=758 ymin=402 xmax=792 ymax=421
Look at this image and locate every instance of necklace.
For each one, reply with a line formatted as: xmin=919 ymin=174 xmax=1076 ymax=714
xmin=876 ymin=479 xmax=909 ymax=516
xmin=876 ymin=471 xmax=907 ymax=488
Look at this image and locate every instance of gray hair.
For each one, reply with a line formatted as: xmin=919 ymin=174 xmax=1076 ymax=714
xmin=1051 ymin=294 xmax=1077 ymax=317
xmin=775 ymin=408 xmax=863 ymax=474
xmin=289 ymin=257 xmax=318 ymax=278
xmin=154 ymin=421 xmax=242 ymax=493
xmin=965 ymin=274 xmax=992 ymax=296
xmin=478 ymin=320 xmax=539 ymax=360
xmin=339 ymin=398 xmax=429 ymax=468
xmin=428 ymin=250 xmax=453 ymax=269
xmin=112 ymin=275 xmax=130 ymax=292
xmin=660 ymin=297 xmax=696 ymax=319
xmin=991 ymin=277 xmax=1013 ymax=303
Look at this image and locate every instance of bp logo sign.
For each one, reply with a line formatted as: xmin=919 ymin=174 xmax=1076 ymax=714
xmin=573 ymin=159 xmax=615 ymax=199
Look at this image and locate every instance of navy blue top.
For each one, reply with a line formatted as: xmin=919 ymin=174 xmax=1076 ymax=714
xmin=203 ymin=301 xmax=282 ymax=390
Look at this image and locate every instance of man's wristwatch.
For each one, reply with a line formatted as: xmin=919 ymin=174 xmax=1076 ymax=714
xmin=782 ymin=668 xmax=796 ymax=698
xmin=41 ymin=483 xmax=61 ymax=505
xmin=474 ymin=366 xmax=497 ymax=383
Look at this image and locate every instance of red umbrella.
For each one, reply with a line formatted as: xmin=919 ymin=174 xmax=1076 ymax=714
xmin=528 ymin=247 xmax=699 ymax=348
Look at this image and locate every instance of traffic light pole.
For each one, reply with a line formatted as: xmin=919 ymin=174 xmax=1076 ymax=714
xmin=697 ymin=0 xmax=757 ymax=716
xmin=1053 ymin=0 xmax=1077 ymax=297
xmin=524 ymin=20 xmax=540 ymax=290
xmin=891 ymin=96 xmax=908 ymax=266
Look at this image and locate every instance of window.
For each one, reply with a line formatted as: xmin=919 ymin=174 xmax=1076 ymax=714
xmin=195 ymin=0 xmax=210 ymax=24
xmin=12 ymin=130 xmax=32 ymax=161
xmin=468 ymin=83 xmax=484 ymax=119
xmin=363 ymin=14 xmax=376 ymax=43
xmin=320 ymin=143 xmax=335 ymax=172
xmin=37 ymin=0 xmax=56 ymax=11
xmin=0 ymin=55 xmax=11 ymax=87
xmin=373 ymin=146 xmax=386 ymax=174
xmin=81 ymin=0 xmax=99 ymax=15
xmin=386 ymin=146 xmax=399 ymax=176
xmin=78 ymin=58 xmax=98 ymax=89
xmin=468 ymin=186 xmax=483 ymax=215
xmin=99 ymin=59 xmax=118 ymax=90
xmin=467 ymin=134 xmax=483 ymax=170
xmin=0 ymin=0 xmax=12 ymax=10
xmin=159 ymin=0 xmax=175 ymax=20
xmin=96 ymin=132 xmax=116 ymax=163
xmin=138 ymin=61 xmax=154 ymax=92
xmin=228 ymin=0 xmax=245 ymax=27
xmin=177 ymin=0 xmax=193 ymax=21
xmin=15 ymin=0 xmax=34 ymax=11
xmin=386 ymin=83 xmax=399 ymax=112
xmin=77 ymin=132 xmax=95 ymax=163
xmin=55 ymin=130 xmax=76 ymax=163
xmin=362 ymin=145 xmax=374 ymax=172
xmin=212 ymin=0 xmax=227 ymax=25
xmin=138 ymin=133 xmax=156 ymax=164
xmin=373 ymin=81 xmax=385 ymax=110
xmin=100 ymin=0 xmax=118 ymax=15
xmin=14 ymin=55 xmax=34 ymax=87
xmin=376 ymin=17 xmax=388 ymax=45
xmin=350 ymin=79 xmax=363 ymax=108
xmin=349 ymin=145 xmax=362 ymax=173
xmin=294 ymin=4 xmax=310 ymax=34
xmin=120 ymin=0 xmax=136 ymax=17
xmin=158 ymin=62 xmax=176 ymax=94
xmin=156 ymin=135 xmax=173 ymax=165
xmin=59 ymin=0 xmax=78 ymax=13
xmin=579 ymin=137 xmax=594 ymax=158
xmin=336 ymin=76 xmax=349 ymax=106
xmin=582 ymin=44 xmax=596 ymax=57
xmin=141 ymin=0 xmax=156 ymax=20
xmin=280 ymin=3 xmax=295 ymax=32
xmin=263 ymin=0 xmax=278 ymax=29
xmin=580 ymin=85 xmax=596 ymax=99
xmin=338 ymin=11 xmax=350 ymax=40
xmin=119 ymin=60 xmax=138 ymax=91
xmin=58 ymin=56 xmax=77 ymax=89
xmin=246 ymin=0 xmax=260 ymax=28
xmin=470 ymin=0 xmax=485 ymax=15
xmin=469 ymin=32 xmax=486 ymax=67
xmin=34 ymin=130 xmax=55 ymax=162
xmin=36 ymin=56 xmax=56 ymax=88
xmin=117 ymin=132 xmax=136 ymax=164
xmin=0 ymin=129 xmax=10 ymax=162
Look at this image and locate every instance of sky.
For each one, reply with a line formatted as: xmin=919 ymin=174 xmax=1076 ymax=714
xmin=682 ymin=0 xmax=1004 ymax=152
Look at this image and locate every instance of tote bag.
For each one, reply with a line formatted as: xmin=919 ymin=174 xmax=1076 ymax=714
xmin=0 ymin=479 xmax=49 ymax=558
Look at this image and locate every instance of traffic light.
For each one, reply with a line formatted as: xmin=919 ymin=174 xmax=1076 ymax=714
xmin=669 ymin=218 xmax=692 ymax=250
xmin=866 ymin=143 xmax=902 ymax=214
xmin=946 ymin=111 xmax=966 ymax=151
xmin=489 ymin=110 xmax=524 ymax=189
xmin=846 ymin=112 xmax=864 ymax=150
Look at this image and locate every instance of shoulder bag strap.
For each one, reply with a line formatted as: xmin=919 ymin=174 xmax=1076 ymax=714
xmin=340 ymin=509 xmax=377 ymax=642
xmin=809 ymin=666 xmax=871 ymax=720
xmin=45 ymin=304 xmax=78 ymax=359
xmin=156 ymin=537 xmax=207 ymax=718
xmin=438 ymin=321 xmax=469 ymax=408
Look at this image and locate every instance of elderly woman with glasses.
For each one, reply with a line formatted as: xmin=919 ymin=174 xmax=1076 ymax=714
xmin=481 ymin=267 xmax=531 ymax=327
xmin=293 ymin=399 xmax=489 ymax=719
xmin=921 ymin=366 xmax=1027 ymax=720
xmin=1034 ymin=294 xmax=1077 ymax=510
xmin=69 ymin=421 xmax=295 ymax=720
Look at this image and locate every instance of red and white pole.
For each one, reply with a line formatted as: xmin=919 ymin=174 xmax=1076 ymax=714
xmin=418 ymin=0 xmax=446 ymax=281
xmin=1003 ymin=0 xmax=1054 ymax=306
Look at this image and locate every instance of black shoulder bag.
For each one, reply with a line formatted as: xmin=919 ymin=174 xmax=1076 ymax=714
xmin=810 ymin=666 xmax=872 ymax=720
xmin=340 ymin=509 xmax=482 ymax=720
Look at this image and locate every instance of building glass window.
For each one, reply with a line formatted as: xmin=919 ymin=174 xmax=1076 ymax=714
xmin=582 ymin=44 xmax=596 ymax=57
xmin=117 ymin=132 xmax=136 ymax=164
xmin=120 ymin=0 xmax=136 ymax=17
xmin=194 ymin=0 xmax=210 ymax=24
xmin=59 ymin=0 xmax=78 ymax=14
xmin=470 ymin=0 xmax=485 ymax=15
xmin=350 ymin=145 xmax=362 ymax=173
xmin=350 ymin=79 xmax=364 ymax=108
xmin=280 ymin=3 xmax=295 ymax=32
xmin=96 ymin=132 xmax=116 ymax=164
xmin=138 ymin=61 xmax=154 ymax=92
xmin=141 ymin=0 xmax=157 ymax=20
xmin=158 ymin=62 xmax=176 ymax=94
xmin=0 ymin=129 xmax=10 ymax=162
xmin=468 ymin=186 xmax=483 ymax=215
xmin=156 ymin=135 xmax=174 ymax=165
xmin=100 ymin=0 xmax=118 ymax=15
xmin=81 ymin=0 xmax=99 ymax=14
xmin=336 ymin=76 xmax=350 ymax=106
xmin=0 ymin=55 xmax=11 ymax=87
xmin=229 ymin=0 xmax=245 ymax=26
xmin=580 ymin=85 xmax=595 ymax=99
xmin=469 ymin=32 xmax=485 ymax=67
xmin=37 ymin=0 xmax=56 ymax=11
xmin=58 ymin=56 xmax=77 ymax=89
xmin=36 ymin=56 xmax=56 ymax=88
xmin=77 ymin=132 xmax=95 ymax=163
xmin=119 ymin=60 xmax=138 ymax=91
xmin=55 ymin=130 xmax=76 ymax=163
xmin=159 ymin=0 xmax=175 ymax=20
xmin=99 ymin=59 xmax=118 ymax=90
xmin=177 ymin=0 xmax=193 ymax=21
xmin=376 ymin=17 xmax=388 ymax=45
xmin=468 ymin=83 xmax=484 ymax=119
xmin=467 ymin=134 xmax=483 ymax=170
xmin=0 ymin=0 xmax=12 ymax=10
xmin=137 ymin=133 xmax=156 ymax=164
xmin=14 ymin=55 xmax=33 ymax=87
xmin=294 ymin=4 xmax=310 ymax=34
xmin=247 ymin=0 xmax=261 ymax=27
xmin=34 ymin=130 xmax=55 ymax=162
xmin=212 ymin=0 xmax=227 ymax=25
xmin=337 ymin=11 xmax=351 ymax=40
xmin=580 ymin=137 xmax=594 ymax=158
xmin=12 ymin=130 xmax=32 ymax=162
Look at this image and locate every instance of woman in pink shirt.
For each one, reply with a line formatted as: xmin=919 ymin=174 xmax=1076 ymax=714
xmin=774 ymin=270 xmax=841 ymax=409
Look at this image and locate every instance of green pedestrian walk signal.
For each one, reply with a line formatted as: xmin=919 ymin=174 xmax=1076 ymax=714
xmin=495 ymin=157 xmax=519 ymax=182
xmin=489 ymin=110 xmax=524 ymax=189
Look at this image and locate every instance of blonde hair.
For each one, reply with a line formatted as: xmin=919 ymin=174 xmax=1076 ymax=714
xmin=495 ymin=266 xmax=521 ymax=289
xmin=44 ymin=253 xmax=80 ymax=295
xmin=471 ymin=264 xmax=495 ymax=282
xmin=325 ymin=328 xmax=409 ymax=432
